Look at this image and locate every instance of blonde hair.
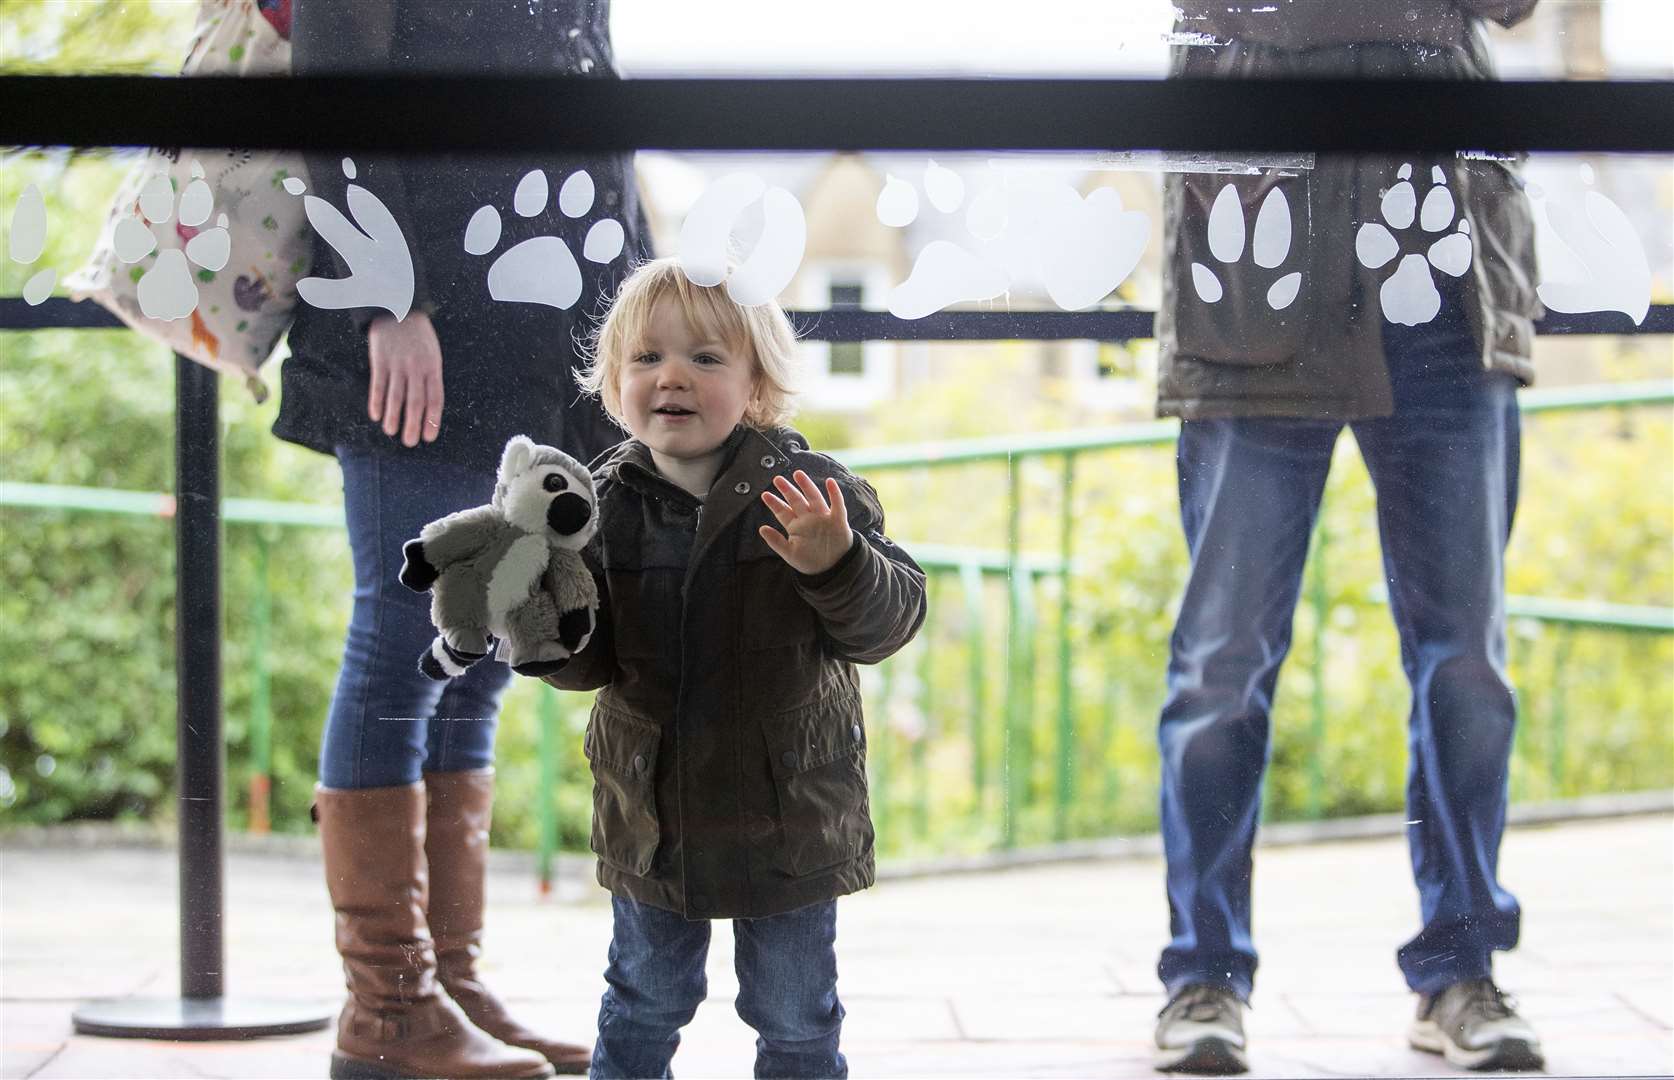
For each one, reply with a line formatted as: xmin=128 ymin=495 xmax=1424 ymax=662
xmin=578 ymin=257 xmax=800 ymax=430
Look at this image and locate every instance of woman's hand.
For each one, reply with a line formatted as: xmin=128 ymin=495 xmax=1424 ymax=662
xmin=759 ymin=470 xmax=854 ymax=576
xmin=367 ymin=311 xmax=444 ymax=446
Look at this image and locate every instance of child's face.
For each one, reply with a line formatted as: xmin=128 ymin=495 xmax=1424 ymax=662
xmin=619 ymin=295 xmax=758 ymax=468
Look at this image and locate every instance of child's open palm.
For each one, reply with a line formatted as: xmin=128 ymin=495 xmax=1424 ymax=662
xmin=759 ymin=470 xmax=854 ymax=576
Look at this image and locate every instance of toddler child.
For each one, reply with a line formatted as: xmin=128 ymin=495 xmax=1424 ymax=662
xmin=547 ymin=256 xmax=928 ymax=1079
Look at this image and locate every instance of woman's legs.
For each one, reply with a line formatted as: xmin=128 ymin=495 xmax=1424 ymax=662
xmin=319 ymin=446 xmax=510 ymax=789
xmin=315 ymin=446 xmax=553 ymax=1079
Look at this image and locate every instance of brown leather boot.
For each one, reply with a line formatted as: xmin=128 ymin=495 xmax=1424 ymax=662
xmin=315 ymin=782 xmax=555 ymax=1080
xmin=426 ymin=769 xmax=593 ymax=1075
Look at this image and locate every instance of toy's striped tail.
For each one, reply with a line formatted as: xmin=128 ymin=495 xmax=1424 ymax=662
xmin=418 ymin=636 xmax=487 ymax=681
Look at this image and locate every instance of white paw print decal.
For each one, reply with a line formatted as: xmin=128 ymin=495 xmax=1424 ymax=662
xmin=287 ymin=158 xmax=415 ymax=320
xmin=879 ymin=160 xmax=1150 ymax=319
xmin=465 ymin=169 xmax=625 ymax=311
xmin=111 ymin=161 xmax=233 ymax=322
xmin=676 ymin=172 xmax=806 ymax=306
xmin=1534 ymin=164 xmax=1652 ymax=325
xmin=1355 ymin=164 xmax=1473 ymax=327
xmin=8 ymin=184 xmax=55 ymax=306
xmin=1190 ymin=183 xmax=1302 ymax=312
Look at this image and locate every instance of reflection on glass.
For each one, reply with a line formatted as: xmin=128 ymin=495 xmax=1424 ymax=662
xmin=878 ymin=163 xmax=1154 ymax=317
xmin=676 ymin=171 xmax=807 ymax=306
xmin=1533 ymin=164 xmax=1654 ymax=323
xmin=875 ymin=173 xmax=919 ymax=228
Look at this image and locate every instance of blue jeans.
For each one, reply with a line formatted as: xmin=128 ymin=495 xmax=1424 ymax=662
xmin=591 ymin=896 xmax=847 ymax=1079
xmin=317 ymin=446 xmax=510 ymax=789
xmin=1157 ymin=297 xmax=1523 ymax=999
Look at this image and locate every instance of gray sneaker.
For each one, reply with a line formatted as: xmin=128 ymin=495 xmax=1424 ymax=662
xmin=1409 ymin=978 xmax=1545 ymax=1072
xmin=1154 ymin=984 xmax=1249 ymax=1074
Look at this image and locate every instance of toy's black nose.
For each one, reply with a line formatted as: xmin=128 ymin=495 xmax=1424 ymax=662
xmin=547 ymin=492 xmax=591 ymax=536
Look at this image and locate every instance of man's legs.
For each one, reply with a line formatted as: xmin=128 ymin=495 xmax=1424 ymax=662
xmin=1352 ymin=370 xmax=1524 ymax=995
xmin=1157 ymin=416 xmax=1339 ymax=1001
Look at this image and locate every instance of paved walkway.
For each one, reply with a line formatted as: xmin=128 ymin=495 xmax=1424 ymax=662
xmin=3 ymin=814 xmax=1670 ymax=1078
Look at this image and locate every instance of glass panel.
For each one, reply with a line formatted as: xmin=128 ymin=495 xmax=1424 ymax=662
xmin=2 ymin=2 xmax=1671 ymax=1075
xmin=5 ymin=0 xmax=1672 ymax=79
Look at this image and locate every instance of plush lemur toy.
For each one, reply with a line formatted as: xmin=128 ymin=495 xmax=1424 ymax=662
xmin=398 ymin=435 xmax=599 ymax=680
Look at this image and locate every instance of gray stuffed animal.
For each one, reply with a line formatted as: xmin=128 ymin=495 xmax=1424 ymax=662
xmin=399 ymin=435 xmax=599 ymax=680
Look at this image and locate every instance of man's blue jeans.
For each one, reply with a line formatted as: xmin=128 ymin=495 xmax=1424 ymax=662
xmin=317 ymin=446 xmax=509 ymax=789
xmin=591 ymin=896 xmax=847 ymax=1079
xmin=1157 ymin=303 xmax=1524 ymax=999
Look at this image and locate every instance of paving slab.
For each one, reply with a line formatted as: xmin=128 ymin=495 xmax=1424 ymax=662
xmin=2 ymin=813 xmax=1669 ymax=1078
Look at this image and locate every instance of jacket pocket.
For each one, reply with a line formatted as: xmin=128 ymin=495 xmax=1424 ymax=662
xmin=1166 ymin=169 xmax=1313 ymax=366
xmin=584 ymin=705 xmax=661 ymax=876
xmin=763 ymin=693 xmax=874 ymax=877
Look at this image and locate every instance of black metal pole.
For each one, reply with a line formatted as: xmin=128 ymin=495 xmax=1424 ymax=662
xmin=175 ymin=353 xmax=224 ymax=1000
xmin=71 ymin=355 xmax=331 ymax=1039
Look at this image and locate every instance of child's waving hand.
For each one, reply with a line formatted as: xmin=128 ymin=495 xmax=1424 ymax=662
xmin=759 ymin=470 xmax=854 ymax=576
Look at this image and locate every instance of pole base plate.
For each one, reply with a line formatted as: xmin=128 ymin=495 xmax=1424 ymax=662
xmin=72 ymin=996 xmax=334 ymax=1040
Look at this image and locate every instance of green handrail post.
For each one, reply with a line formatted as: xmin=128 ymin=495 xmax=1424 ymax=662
xmin=537 ymin=686 xmax=560 ymax=896
xmin=1306 ymin=505 xmax=1330 ymax=821
xmin=1054 ymin=452 xmax=1077 ymax=842
xmin=248 ymin=529 xmax=273 ymax=834
xmin=959 ymin=560 xmax=987 ymax=821
xmin=1508 ymin=628 xmax=1533 ymax=802
xmin=1012 ymin=567 xmax=1040 ymax=843
xmin=914 ymin=572 xmax=937 ymax=843
xmin=1002 ymin=454 xmax=1022 ymax=848
xmin=1549 ymin=627 xmax=1574 ymax=794
xmin=875 ymin=652 xmax=897 ymax=852
xmin=1101 ymin=648 xmax=1121 ymax=832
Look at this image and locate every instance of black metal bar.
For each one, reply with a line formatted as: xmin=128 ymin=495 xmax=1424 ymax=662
xmin=6 ymin=298 xmax=1673 ymax=340
xmin=3 ymin=75 xmax=1673 ymax=154
xmin=784 ymin=309 xmax=1158 ymax=341
xmin=0 ymin=297 xmax=124 ymax=330
xmin=174 ymin=354 xmax=223 ymax=1001
xmin=784 ymin=306 xmax=1674 ymax=341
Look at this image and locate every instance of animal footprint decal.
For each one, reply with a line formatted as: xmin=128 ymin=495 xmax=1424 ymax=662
xmin=1190 ymin=183 xmax=1302 ymax=312
xmin=465 ymin=169 xmax=624 ymax=311
xmin=880 ymin=161 xmax=1150 ymax=319
xmin=109 ymin=161 xmax=233 ymax=321
xmin=287 ymin=158 xmax=414 ymax=320
xmin=676 ymin=172 xmax=806 ymax=307
xmin=881 ymin=163 xmax=1007 ymax=319
xmin=1534 ymin=164 xmax=1652 ymax=325
xmin=1355 ymin=164 xmax=1473 ymax=327
xmin=7 ymin=184 xmax=55 ymax=306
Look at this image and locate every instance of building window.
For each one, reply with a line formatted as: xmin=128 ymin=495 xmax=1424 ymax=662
xmin=828 ymin=283 xmax=865 ymax=375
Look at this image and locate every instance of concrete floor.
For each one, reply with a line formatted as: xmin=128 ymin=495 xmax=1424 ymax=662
xmin=3 ymin=814 xmax=1670 ymax=1078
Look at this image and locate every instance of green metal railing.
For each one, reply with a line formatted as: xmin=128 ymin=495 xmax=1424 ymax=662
xmin=2 ymin=380 xmax=1670 ymax=872
xmin=835 ymin=380 xmax=1674 ymax=848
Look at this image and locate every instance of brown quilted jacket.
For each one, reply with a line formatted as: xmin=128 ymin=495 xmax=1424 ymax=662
xmin=544 ymin=425 xmax=927 ymax=919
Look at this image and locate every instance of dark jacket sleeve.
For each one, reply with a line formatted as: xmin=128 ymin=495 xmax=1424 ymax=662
xmin=794 ymin=473 xmax=928 ymax=665
xmin=291 ymin=0 xmax=434 ymax=329
xmin=541 ymin=538 xmax=615 ymax=692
